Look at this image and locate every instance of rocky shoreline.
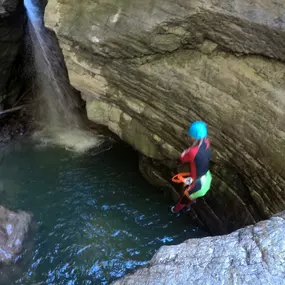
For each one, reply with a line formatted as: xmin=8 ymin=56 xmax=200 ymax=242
xmin=113 ymin=211 xmax=285 ymax=285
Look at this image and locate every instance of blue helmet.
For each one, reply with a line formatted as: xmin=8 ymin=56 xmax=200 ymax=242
xmin=188 ymin=121 xmax=208 ymax=139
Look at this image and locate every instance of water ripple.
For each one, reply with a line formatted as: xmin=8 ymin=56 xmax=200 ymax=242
xmin=0 ymin=142 xmax=206 ymax=284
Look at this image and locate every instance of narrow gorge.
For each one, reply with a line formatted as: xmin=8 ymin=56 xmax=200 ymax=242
xmin=0 ymin=0 xmax=285 ymax=284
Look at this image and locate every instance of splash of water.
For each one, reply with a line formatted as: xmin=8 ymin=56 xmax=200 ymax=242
xmin=33 ymin=127 xmax=107 ymax=153
xmin=24 ymin=0 xmax=105 ymax=152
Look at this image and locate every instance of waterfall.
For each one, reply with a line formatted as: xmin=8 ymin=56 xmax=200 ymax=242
xmin=24 ymin=0 xmax=105 ymax=152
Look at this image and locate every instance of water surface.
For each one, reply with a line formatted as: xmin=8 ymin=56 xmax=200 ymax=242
xmin=0 ymin=141 xmax=205 ymax=284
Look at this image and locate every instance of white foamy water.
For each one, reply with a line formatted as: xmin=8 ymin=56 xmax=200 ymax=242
xmin=33 ymin=128 xmax=106 ymax=153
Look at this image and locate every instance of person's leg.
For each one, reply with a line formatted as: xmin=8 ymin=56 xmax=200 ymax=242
xmin=171 ymin=195 xmax=193 ymax=213
xmin=171 ymin=171 xmax=212 ymax=214
xmin=171 ymin=181 xmax=201 ymax=213
xmin=189 ymin=171 xmax=212 ymax=199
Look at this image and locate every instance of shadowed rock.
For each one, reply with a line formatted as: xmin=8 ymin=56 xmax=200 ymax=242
xmin=0 ymin=0 xmax=26 ymax=111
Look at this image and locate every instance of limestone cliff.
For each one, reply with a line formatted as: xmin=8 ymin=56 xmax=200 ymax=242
xmin=0 ymin=0 xmax=26 ymax=111
xmin=113 ymin=211 xmax=285 ymax=285
xmin=45 ymin=0 xmax=285 ymax=233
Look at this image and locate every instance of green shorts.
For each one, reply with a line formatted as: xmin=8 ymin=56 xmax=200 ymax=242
xmin=189 ymin=171 xmax=212 ymax=199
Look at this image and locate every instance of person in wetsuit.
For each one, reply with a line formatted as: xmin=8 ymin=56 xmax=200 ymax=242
xmin=171 ymin=121 xmax=212 ymax=213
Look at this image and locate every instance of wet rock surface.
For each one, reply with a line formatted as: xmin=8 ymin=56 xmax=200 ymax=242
xmin=0 ymin=206 xmax=32 ymax=264
xmin=113 ymin=211 xmax=285 ymax=285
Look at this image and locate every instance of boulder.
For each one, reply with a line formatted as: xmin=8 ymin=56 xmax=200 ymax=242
xmin=0 ymin=206 xmax=32 ymax=264
xmin=113 ymin=211 xmax=285 ymax=285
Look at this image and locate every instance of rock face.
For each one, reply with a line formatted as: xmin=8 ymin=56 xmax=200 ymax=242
xmin=45 ymin=0 xmax=285 ymax=233
xmin=113 ymin=211 xmax=285 ymax=285
xmin=0 ymin=206 xmax=32 ymax=264
xmin=0 ymin=0 xmax=26 ymax=111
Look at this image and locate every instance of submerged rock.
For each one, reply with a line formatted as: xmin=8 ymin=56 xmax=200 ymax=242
xmin=0 ymin=206 xmax=32 ymax=264
xmin=113 ymin=211 xmax=285 ymax=285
